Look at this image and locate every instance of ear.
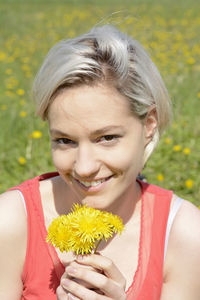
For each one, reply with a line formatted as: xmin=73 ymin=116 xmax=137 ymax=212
xmin=144 ymin=106 xmax=158 ymax=145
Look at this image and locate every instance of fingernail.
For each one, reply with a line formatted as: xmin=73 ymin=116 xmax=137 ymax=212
xmin=77 ymin=255 xmax=83 ymax=261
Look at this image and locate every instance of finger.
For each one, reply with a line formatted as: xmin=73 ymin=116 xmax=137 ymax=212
xmin=61 ymin=277 xmax=110 ymax=300
xmin=68 ymin=293 xmax=80 ymax=300
xmin=76 ymin=254 xmax=126 ymax=289
xmin=63 ymin=259 xmax=103 ymax=289
xmin=57 ymin=284 xmax=80 ymax=300
xmin=65 ymin=265 xmax=125 ymax=299
xmin=56 ymin=285 xmax=68 ymax=300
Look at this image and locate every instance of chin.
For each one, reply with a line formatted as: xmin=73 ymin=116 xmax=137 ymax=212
xmin=81 ymin=195 xmax=117 ymax=211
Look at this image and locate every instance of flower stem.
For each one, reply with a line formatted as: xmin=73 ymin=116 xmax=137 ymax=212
xmin=94 ymin=239 xmax=103 ymax=253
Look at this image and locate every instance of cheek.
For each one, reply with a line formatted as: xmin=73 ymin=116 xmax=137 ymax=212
xmin=104 ymin=145 xmax=143 ymax=174
xmin=52 ymin=150 xmax=73 ymax=172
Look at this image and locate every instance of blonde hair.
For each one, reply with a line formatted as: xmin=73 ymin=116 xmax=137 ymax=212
xmin=33 ymin=25 xmax=172 ymax=163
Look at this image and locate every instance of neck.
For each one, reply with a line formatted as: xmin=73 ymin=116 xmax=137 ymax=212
xmin=105 ymin=180 xmax=142 ymax=225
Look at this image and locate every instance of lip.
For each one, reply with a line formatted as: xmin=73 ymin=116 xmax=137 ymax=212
xmin=73 ymin=175 xmax=113 ymax=193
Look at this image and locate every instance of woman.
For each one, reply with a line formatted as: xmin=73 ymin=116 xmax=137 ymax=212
xmin=0 ymin=25 xmax=200 ymax=300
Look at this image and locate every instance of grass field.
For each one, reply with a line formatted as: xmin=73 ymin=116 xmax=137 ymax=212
xmin=0 ymin=0 xmax=200 ymax=206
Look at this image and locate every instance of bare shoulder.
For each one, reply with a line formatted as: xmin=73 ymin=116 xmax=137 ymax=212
xmin=0 ymin=189 xmax=27 ymax=235
xmin=169 ymin=197 xmax=200 ymax=246
xmin=0 ymin=190 xmax=27 ymax=299
xmin=162 ymin=197 xmax=200 ymax=299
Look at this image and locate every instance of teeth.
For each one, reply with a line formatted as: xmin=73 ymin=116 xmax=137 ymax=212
xmin=79 ymin=179 xmax=106 ymax=187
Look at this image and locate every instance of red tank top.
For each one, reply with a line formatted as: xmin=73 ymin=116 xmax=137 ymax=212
xmin=10 ymin=172 xmax=172 ymax=299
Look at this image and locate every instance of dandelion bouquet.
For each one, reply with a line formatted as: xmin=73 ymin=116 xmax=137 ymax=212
xmin=47 ymin=204 xmax=124 ymax=255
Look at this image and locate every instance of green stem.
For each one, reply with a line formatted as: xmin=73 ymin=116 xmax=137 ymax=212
xmin=94 ymin=239 xmax=103 ymax=253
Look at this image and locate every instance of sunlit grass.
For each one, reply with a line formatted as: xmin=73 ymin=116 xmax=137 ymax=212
xmin=0 ymin=0 xmax=199 ymax=205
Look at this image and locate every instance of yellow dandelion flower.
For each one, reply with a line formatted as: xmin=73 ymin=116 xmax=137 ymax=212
xmin=157 ymin=174 xmax=164 ymax=181
xmin=26 ymin=71 xmax=32 ymax=78
xmin=47 ymin=204 xmax=124 ymax=255
xmin=21 ymin=57 xmax=29 ymax=63
xmin=47 ymin=215 xmax=72 ymax=253
xmin=70 ymin=234 xmax=96 ymax=255
xmin=6 ymin=83 xmax=13 ymax=90
xmin=5 ymin=91 xmax=14 ymax=97
xmin=187 ymin=57 xmax=195 ymax=65
xmin=18 ymin=156 xmax=26 ymax=165
xmin=103 ymin=212 xmax=124 ymax=235
xmin=183 ymin=147 xmax=191 ymax=155
xmin=185 ymin=179 xmax=193 ymax=189
xmin=70 ymin=204 xmax=113 ymax=243
xmin=5 ymin=68 xmax=13 ymax=75
xmin=21 ymin=64 xmax=30 ymax=71
xmin=173 ymin=145 xmax=182 ymax=152
xmin=7 ymin=56 xmax=14 ymax=63
xmin=1 ymin=105 xmax=7 ymax=111
xmin=0 ymin=51 xmax=6 ymax=61
xmin=31 ymin=130 xmax=42 ymax=139
xmin=16 ymin=89 xmax=25 ymax=96
xmin=164 ymin=137 xmax=172 ymax=144
xmin=19 ymin=111 xmax=27 ymax=117
xmin=197 ymin=92 xmax=200 ymax=98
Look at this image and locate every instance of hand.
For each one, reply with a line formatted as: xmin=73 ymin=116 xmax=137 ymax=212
xmin=56 ymin=254 xmax=126 ymax=299
xmin=57 ymin=258 xmax=103 ymax=299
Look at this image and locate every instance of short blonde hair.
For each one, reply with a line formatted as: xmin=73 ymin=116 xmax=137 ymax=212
xmin=33 ymin=25 xmax=172 ymax=163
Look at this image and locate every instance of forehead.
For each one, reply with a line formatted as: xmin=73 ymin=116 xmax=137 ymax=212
xmin=48 ymin=84 xmax=135 ymax=131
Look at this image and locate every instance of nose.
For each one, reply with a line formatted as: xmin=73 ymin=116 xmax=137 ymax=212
xmin=73 ymin=143 xmax=100 ymax=178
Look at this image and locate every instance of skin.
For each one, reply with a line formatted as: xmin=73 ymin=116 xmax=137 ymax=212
xmin=48 ymin=84 xmax=151 ymax=213
xmin=0 ymin=83 xmax=200 ymax=299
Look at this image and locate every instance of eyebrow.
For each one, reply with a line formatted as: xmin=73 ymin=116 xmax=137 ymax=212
xmin=50 ymin=126 xmax=125 ymax=137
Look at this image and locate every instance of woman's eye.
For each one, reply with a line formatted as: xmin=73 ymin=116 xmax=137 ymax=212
xmin=99 ymin=135 xmax=120 ymax=143
xmin=54 ymin=138 xmax=75 ymax=145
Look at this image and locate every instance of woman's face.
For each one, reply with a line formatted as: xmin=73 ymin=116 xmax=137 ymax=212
xmin=48 ymin=84 xmax=153 ymax=210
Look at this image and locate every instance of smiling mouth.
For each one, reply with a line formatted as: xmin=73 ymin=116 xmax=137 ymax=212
xmin=75 ymin=176 xmax=113 ymax=188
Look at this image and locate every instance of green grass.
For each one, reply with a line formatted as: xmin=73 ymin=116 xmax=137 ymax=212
xmin=0 ymin=0 xmax=200 ymax=206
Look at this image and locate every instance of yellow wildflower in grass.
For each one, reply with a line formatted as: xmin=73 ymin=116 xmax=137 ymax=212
xmin=5 ymin=68 xmax=13 ymax=75
xmin=173 ymin=145 xmax=182 ymax=152
xmin=31 ymin=130 xmax=42 ymax=139
xmin=21 ymin=64 xmax=30 ymax=71
xmin=164 ymin=137 xmax=172 ymax=144
xmin=47 ymin=204 xmax=124 ymax=255
xmin=187 ymin=57 xmax=195 ymax=65
xmin=5 ymin=91 xmax=14 ymax=97
xmin=21 ymin=57 xmax=30 ymax=63
xmin=19 ymin=111 xmax=27 ymax=118
xmin=1 ymin=105 xmax=7 ymax=111
xmin=185 ymin=179 xmax=193 ymax=189
xmin=172 ymin=123 xmax=178 ymax=129
xmin=183 ymin=147 xmax=191 ymax=155
xmin=157 ymin=174 xmax=164 ymax=181
xmin=0 ymin=51 xmax=6 ymax=61
xmin=16 ymin=89 xmax=25 ymax=96
xmin=7 ymin=56 xmax=14 ymax=63
xmin=25 ymin=71 xmax=32 ymax=78
xmin=198 ymin=92 xmax=200 ymax=98
xmin=18 ymin=156 xmax=26 ymax=165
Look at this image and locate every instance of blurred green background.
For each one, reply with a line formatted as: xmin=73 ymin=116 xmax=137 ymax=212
xmin=0 ymin=0 xmax=200 ymax=206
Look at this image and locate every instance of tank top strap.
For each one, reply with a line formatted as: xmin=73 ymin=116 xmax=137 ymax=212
xmin=126 ymin=180 xmax=172 ymax=299
xmin=8 ymin=173 xmax=64 ymax=298
xmin=164 ymin=197 xmax=184 ymax=260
